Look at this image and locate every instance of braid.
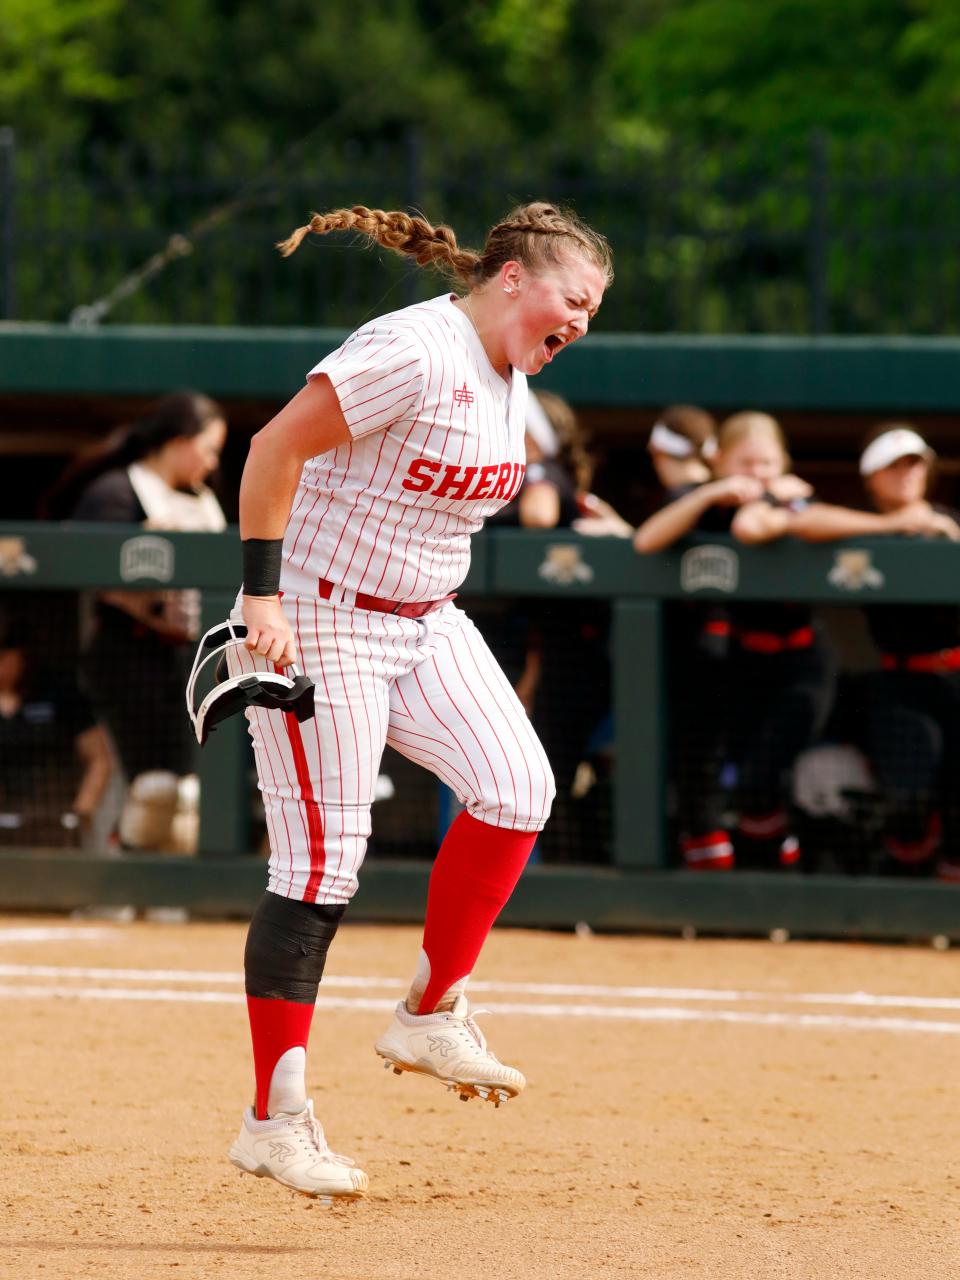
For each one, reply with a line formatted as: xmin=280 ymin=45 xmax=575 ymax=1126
xmin=276 ymin=205 xmax=480 ymax=285
xmin=480 ymin=201 xmax=613 ymax=285
xmin=277 ymin=199 xmax=612 ymax=290
xmin=496 ymin=203 xmax=578 ymax=237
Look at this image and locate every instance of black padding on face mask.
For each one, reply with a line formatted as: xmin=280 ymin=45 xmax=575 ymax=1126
xmin=244 ymin=891 xmax=347 ymax=1003
xmin=201 ymin=674 xmax=315 ymax=744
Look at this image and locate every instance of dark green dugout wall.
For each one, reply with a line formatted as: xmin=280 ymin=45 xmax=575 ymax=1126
xmin=2 ymin=324 xmax=959 ymax=939
xmin=3 ymin=323 xmax=960 ymax=410
xmin=1 ymin=522 xmax=959 ymax=942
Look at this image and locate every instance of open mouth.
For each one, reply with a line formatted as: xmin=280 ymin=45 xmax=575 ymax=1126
xmin=543 ymin=333 xmax=567 ymax=362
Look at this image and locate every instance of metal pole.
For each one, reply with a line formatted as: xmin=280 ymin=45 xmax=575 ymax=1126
xmin=0 ymin=127 xmax=16 ymax=320
xmin=808 ymin=130 xmax=830 ymax=335
xmin=612 ymin=598 xmax=665 ymax=868
xmin=404 ymin=127 xmax=423 ymax=308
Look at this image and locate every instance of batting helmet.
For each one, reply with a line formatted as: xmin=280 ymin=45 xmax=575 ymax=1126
xmin=186 ymin=620 xmax=315 ymax=746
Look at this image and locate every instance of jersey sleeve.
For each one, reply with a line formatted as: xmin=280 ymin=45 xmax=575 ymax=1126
xmin=308 ymin=323 xmax=425 ymax=440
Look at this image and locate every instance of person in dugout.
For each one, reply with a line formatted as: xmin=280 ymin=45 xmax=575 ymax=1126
xmin=646 ymin=403 xmax=717 ymax=500
xmin=47 ymin=392 xmax=228 ymax=852
xmin=634 ymin=410 xmax=836 ymax=870
xmin=0 ymin=605 xmax=114 ymax=848
xmin=489 ymin=390 xmax=631 ymax=861
xmin=785 ymin=424 xmax=960 ymax=880
xmin=638 ymin=406 xmax=735 ymax=870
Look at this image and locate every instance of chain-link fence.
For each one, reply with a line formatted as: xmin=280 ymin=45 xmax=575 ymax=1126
xmin=4 ymin=130 xmax=960 ymax=334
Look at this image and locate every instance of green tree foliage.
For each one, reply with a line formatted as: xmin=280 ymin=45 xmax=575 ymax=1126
xmin=5 ymin=1 xmax=960 ymax=331
xmin=9 ymin=0 xmax=960 ymax=157
xmin=0 ymin=0 xmax=128 ymax=144
xmin=608 ymin=0 xmax=960 ymax=148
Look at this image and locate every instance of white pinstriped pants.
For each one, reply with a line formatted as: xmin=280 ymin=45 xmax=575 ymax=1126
xmin=230 ymin=597 xmax=555 ymax=905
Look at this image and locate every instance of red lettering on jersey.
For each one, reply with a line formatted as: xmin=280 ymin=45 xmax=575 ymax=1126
xmin=402 ymin=458 xmax=442 ymax=492
xmin=434 ymin=465 xmax=480 ymax=499
xmin=467 ymin=464 xmax=500 ymax=500
xmin=453 ymin=383 xmax=475 ymax=407
xmin=506 ymin=462 xmax=526 ymax=500
xmin=492 ymin=461 xmax=519 ymax=500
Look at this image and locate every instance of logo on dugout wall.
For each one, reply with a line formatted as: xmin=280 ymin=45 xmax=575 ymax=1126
xmin=0 ymin=537 xmax=37 ymax=577
xmin=119 ymin=535 xmax=175 ymax=583
xmin=538 ymin=544 xmax=594 ymax=586
xmin=680 ymin=544 xmax=739 ymax=593
xmin=827 ymin=548 xmax=884 ymax=591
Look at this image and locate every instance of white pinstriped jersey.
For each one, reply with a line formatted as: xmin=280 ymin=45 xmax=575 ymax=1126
xmin=280 ymin=294 xmax=528 ymax=602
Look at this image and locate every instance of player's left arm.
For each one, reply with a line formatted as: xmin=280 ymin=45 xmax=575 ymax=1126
xmin=71 ymin=723 xmax=115 ymax=826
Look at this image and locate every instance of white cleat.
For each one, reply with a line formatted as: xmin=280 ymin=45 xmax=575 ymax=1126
xmin=374 ymin=994 xmax=525 ymax=1106
xmin=228 ymin=1100 xmax=368 ymax=1201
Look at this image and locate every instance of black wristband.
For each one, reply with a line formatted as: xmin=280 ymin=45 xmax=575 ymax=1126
xmin=242 ymin=538 xmax=283 ymax=597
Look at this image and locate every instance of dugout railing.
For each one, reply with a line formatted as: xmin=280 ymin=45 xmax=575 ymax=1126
xmin=0 ymin=521 xmax=957 ymax=941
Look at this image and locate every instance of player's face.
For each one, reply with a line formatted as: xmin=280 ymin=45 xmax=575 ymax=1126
xmin=713 ymin=431 xmax=786 ymax=484
xmin=506 ymin=254 xmax=607 ymax=376
xmin=865 ymin=454 xmax=928 ymax=509
xmin=169 ymin=418 xmax=227 ymax=490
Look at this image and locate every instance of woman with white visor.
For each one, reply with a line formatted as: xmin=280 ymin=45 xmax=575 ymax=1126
xmin=791 ymin=424 xmax=960 ymax=879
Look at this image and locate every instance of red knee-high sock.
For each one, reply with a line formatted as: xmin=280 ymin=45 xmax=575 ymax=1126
xmin=246 ymin=995 xmax=315 ymax=1120
xmin=417 ymin=812 xmax=537 ymax=1015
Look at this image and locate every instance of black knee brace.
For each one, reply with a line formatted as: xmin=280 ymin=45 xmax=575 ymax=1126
xmin=244 ymin=891 xmax=346 ymax=1003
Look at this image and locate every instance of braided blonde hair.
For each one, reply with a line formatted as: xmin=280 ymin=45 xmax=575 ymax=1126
xmin=276 ymin=201 xmax=613 ymax=288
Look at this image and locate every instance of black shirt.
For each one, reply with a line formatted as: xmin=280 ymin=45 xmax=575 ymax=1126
xmin=490 ymin=458 xmax=582 ymax=529
xmin=695 ymin=495 xmax=813 ymax=638
xmin=72 ymin=469 xmax=147 ymax=524
xmin=864 ymin=506 xmax=960 ymax=656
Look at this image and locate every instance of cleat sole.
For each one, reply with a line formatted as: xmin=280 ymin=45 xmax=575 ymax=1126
xmin=230 ymin=1158 xmax=366 ymax=1202
xmin=374 ymin=1049 xmax=521 ymax=1105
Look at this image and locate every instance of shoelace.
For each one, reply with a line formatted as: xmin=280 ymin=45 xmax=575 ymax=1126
xmin=451 ymin=1007 xmax=503 ymax=1062
xmin=289 ymin=1111 xmax=357 ymax=1168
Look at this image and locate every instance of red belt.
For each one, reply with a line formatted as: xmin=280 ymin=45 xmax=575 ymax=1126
xmin=881 ymin=645 xmax=960 ymax=674
xmin=317 ymin=577 xmax=455 ymax=619
xmin=737 ymin=626 xmax=815 ymax=654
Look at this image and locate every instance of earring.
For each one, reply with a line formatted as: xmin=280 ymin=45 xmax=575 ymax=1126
xmin=503 ymin=285 xmax=517 ymax=296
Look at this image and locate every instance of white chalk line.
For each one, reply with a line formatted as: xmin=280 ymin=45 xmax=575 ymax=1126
xmin=0 ymin=976 xmax=959 ymax=1035
xmin=0 ymin=963 xmax=958 ymax=1013
xmin=0 ymin=927 xmax=110 ymax=943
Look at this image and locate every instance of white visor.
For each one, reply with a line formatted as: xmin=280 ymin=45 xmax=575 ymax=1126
xmin=859 ymin=428 xmax=933 ymax=477
xmin=525 ymin=393 xmax=559 ymax=458
xmin=649 ymin=422 xmax=695 ymax=459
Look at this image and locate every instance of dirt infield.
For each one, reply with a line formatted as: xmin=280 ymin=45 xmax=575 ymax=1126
xmin=1 ymin=914 xmax=958 ymax=1279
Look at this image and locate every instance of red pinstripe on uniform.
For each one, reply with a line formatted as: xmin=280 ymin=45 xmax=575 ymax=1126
xmin=275 ymin=648 xmax=326 ymax=903
xmin=241 ymin=292 xmax=556 ymax=908
xmin=239 ymin=595 xmax=554 ymax=906
xmin=279 ymin=295 xmax=525 ymax=603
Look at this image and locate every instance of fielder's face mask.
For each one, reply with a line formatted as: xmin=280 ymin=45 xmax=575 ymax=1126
xmin=186 ymin=620 xmax=316 ymax=746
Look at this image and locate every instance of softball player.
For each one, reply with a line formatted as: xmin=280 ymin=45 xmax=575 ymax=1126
xmin=223 ymin=202 xmax=612 ymax=1200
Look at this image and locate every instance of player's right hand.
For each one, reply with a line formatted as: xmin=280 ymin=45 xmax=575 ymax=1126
xmin=242 ymin=595 xmax=296 ymax=667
